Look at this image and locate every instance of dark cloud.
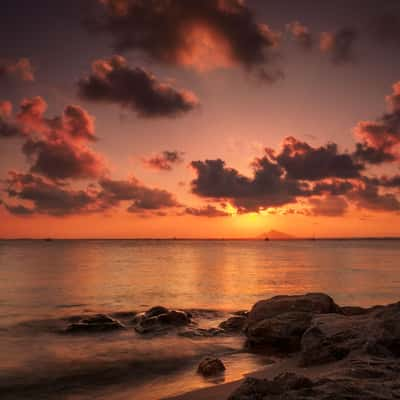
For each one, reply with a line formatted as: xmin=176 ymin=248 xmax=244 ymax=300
xmin=184 ymin=205 xmax=230 ymax=217
xmin=6 ymin=97 xmax=107 ymax=180
xmin=0 ymin=58 xmax=34 ymax=81
xmin=287 ymin=21 xmax=314 ymax=50
xmin=98 ymin=177 xmax=180 ymax=213
xmin=274 ymin=137 xmax=363 ymax=181
xmin=354 ymin=82 xmax=400 ymax=163
xmin=22 ymin=138 xmax=106 ymax=181
xmin=190 ymin=156 xmax=308 ymax=212
xmin=4 ymin=172 xmax=99 ymax=216
xmin=0 ymin=101 xmax=22 ymax=138
xmin=349 ymin=183 xmax=400 ymax=212
xmin=142 ymin=150 xmax=185 ymax=171
xmin=312 ymin=180 xmax=355 ymax=196
xmin=320 ymin=28 xmax=358 ymax=64
xmin=88 ymin=0 xmax=282 ymax=81
xmin=308 ymin=196 xmax=349 ymax=217
xmin=78 ymin=56 xmax=199 ymax=117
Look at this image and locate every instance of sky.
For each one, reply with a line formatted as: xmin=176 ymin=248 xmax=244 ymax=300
xmin=1 ymin=0 xmax=400 ymax=239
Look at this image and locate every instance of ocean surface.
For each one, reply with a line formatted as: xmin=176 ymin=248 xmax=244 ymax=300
xmin=0 ymin=239 xmax=399 ymax=399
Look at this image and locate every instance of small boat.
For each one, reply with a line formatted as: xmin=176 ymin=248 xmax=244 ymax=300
xmin=44 ymin=238 xmax=53 ymax=242
xmin=264 ymin=237 xmax=270 ymax=241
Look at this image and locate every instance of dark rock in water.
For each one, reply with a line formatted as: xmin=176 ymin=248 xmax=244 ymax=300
xmin=245 ymin=293 xmax=341 ymax=352
xmin=179 ymin=327 xmax=226 ymax=338
xmin=248 ymin=293 xmax=341 ymax=324
xmin=64 ymin=314 xmax=125 ymax=334
xmin=197 ymin=357 xmax=225 ymax=376
xmin=246 ymin=311 xmax=313 ymax=351
xmin=219 ymin=315 xmax=247 ymax=332
xmin=145 ymin=306 xmax=169 ymax=318
xmin=134 ymin=306 xmax=191 ymax=334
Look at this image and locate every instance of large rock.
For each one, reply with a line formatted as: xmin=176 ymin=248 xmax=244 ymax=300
xmin=248 ymin=293 xmax=341 ymax=324
xmin=246 ymin=311 xmax=312 ymax=351
xmin=197 ymin=357 xmax=225 ymax=376
xmin=64 ymin=314 xmax=125 ymax=334
xmin=245 ymin=293 xmax=340 ymax=351
xmin=134 ymin=306 xmax=191 ymax=334
xmin=300 ymin=301 xmax=400 ymax=365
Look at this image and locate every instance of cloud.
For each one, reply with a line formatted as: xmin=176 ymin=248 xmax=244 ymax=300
xmin=22 ymin=138 xmax=106 ymax=181
xmin=98 ymin=177 xmax=180 ymax=213
xmin=349 ymin=183 xmax=400 ymax=212
xmin=5 ymin=97 xmax=108 ymax=181
xmin=274 ymin=137 xmax=363 ymax=181
xmin=368 ymin=7 xmax=400 ymax=46
xmin=308 ymin=196 xmax=349 ymax=217
xmin=142 ymin=150 xmax=185 ymax=171
xmin=184 ymin=205 xmax=230 ymax=217
xmin=78 ymin=56 xmax=199 ymax=117
xmin=0 ymin=58 xmax=35 ymax=81
xmin=320 ymin=28 xmax=358 ymax=64
xmin=287 ymin=21 xmax=314 ymax=50
xmin=190 ymin=156 xmax=308 ymax=212
xmin=354 ymin=82 xmax=400 ymax=163
xmin=4 ymin=172 xmax=100 ymax=216
xmin=88 ymin=0 xmax=282 ymax=81
xmin=0 ymin=101 xmax=22 ymax=138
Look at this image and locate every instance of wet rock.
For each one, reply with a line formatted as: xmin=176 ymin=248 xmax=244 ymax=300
xmin=245 ymin=293 xmax=341 ymax=352
xmin=64 ymin=314 xmax=125 ymax=334
xmin=248 ymin=293 xmax=341 ymax=324
xmin=197 ymin=357 xmax=225 ymax=376
xmin=134 ymin=306 xmax=191 ymax=334
xmin=179 ymin=327 xmax=226 ymax=338
xmin=219 ymin=315 xmax=247 ymax=332
xmin=246 ymin=311 xmax=312 ymax=351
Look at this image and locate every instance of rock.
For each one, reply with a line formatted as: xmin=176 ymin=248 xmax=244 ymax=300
xmin=134 ymin=306 xmax=191 ymax=334
xmin=179 ymin=327 xmax=226 ymax=338
xmin=64 ymin=314 xmax=125 ymax=334
xmin=228 ymin=373 xmax=313 ymax=400
xmin=197 ymin=357 xmax=225 ymax=376
xmin=245 ymin=293 xmax=341 ymax=352
xmin=246 ymin=311 xmax=313 ymax=351
xmin=219 ymin=315 xmax=247 ymax=332
xmin=248 ymin=293 xmax=341 ymax=324
xmin=300 ymin=325 xmax=350 ymax=366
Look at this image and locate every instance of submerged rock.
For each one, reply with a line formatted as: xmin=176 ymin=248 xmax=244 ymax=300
xmin=179 ymin=327 xmax=226 ymax=338
xmin=64 ymin=314 xmax=125 ymax=334
xmin=197 ymin=357 xmax=225 ymax=376
xmin=134 ymin=306 xmax=191 ymax=334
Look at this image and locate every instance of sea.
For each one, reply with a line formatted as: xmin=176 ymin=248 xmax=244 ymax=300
xmin=0 ymin=239 xmax=399 ymax=399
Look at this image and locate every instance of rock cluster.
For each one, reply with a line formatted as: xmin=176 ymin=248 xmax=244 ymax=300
xmin=245 ymin=293 xmax=340 ymax=351
xmin=133 ymin=306 xmax=192 ymax=334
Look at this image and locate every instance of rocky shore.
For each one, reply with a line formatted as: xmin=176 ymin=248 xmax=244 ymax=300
xmin=169 ymin=293 xmax=400 ymax=400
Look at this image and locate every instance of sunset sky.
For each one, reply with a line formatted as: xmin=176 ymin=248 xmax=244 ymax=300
xmin=1 ymin=0 xmax=400 ymax=238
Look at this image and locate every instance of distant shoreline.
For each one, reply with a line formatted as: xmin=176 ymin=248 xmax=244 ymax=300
xmin=1 ymin=237 xmax=400 ymax=241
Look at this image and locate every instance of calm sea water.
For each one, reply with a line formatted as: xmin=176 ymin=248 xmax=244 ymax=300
xmin=0 ymin=239 xmax=399 ymax=399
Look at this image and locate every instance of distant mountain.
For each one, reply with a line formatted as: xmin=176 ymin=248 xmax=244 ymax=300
xmin=257 ymin=230 xmax=296 ymax=240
